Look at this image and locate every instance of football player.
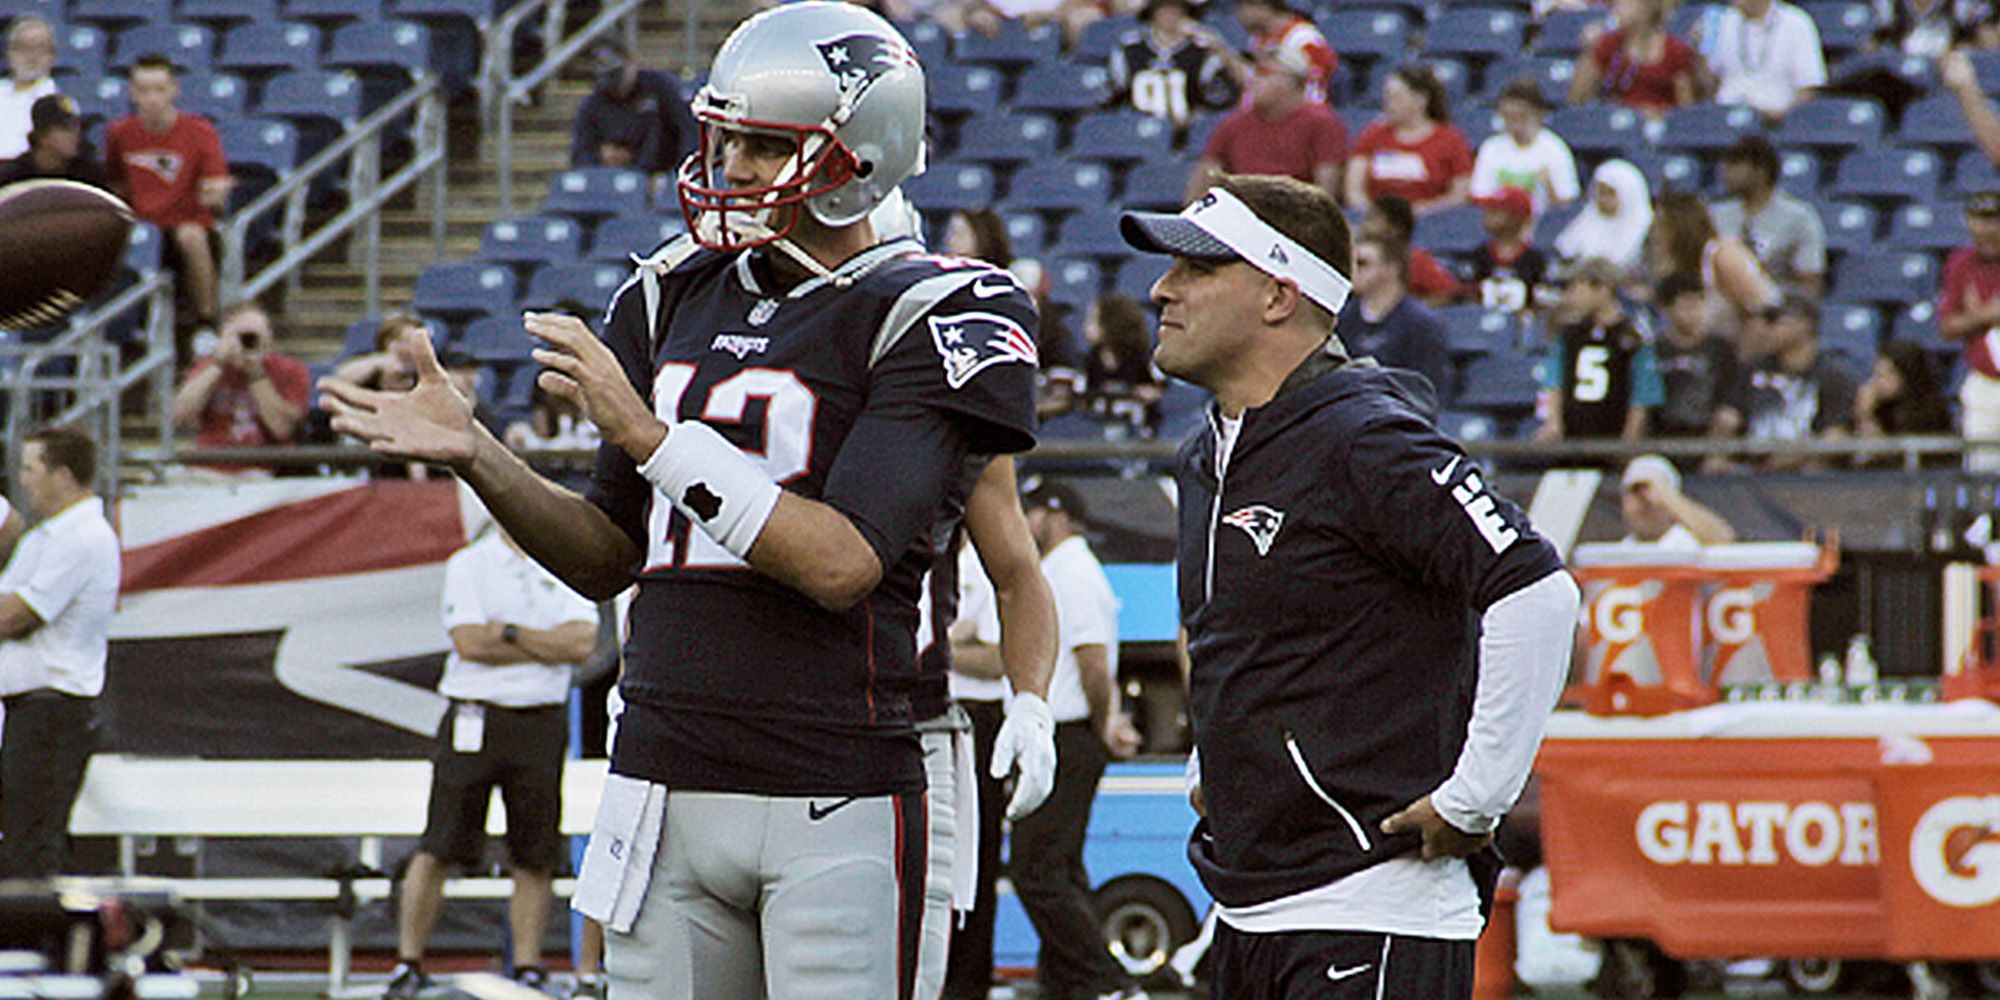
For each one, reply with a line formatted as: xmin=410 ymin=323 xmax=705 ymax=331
xmin=320 ymin=5 xmax=1051 ymax=997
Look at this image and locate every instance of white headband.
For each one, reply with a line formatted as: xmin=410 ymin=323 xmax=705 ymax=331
xmin=1182 ymin=188 xmax=1352 ymax=314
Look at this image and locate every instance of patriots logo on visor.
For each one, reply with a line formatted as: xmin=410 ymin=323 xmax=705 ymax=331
xmin=816 ymin=33 xmax=918 ymax=100
xmin=929 ymin=311 xmax=1038 ymax=390
xmin=1221 ymin=504 xmax=1284 ymax=557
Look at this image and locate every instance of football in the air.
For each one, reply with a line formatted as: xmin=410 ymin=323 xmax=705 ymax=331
xmin=0 ymin=179 xmax=135 ymax=332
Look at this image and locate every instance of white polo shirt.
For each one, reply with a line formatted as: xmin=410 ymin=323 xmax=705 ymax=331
xmin=1041 ymin=535 xmax=1120 ymax=724
xmin=1708 ymin=2 xmax=1826 ymax=117
xmin=0 ymin=496 xmax=122 ymax=698
xmin=438 ymin=532 xmax=598 ymax=708
xmin=949 ymin=542 xmax=1011 ymax=702
xmin=0 ymin=76 xmax=58 ymax=161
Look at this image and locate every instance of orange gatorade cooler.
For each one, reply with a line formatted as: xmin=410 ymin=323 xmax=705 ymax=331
xmin=1699 ymin=543 xmax=1837 ymax=685
xmin=1568 ymin=544 xmax=1709 ymax=715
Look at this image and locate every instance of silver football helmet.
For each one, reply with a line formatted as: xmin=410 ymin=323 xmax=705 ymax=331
xmin=677 ymin=2 xmax=928 ymax=251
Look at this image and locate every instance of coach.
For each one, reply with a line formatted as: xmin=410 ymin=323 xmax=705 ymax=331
xmin=0 ymin=426 xmax=121 ymax=878
xmin=1121 ymin=175 xmax=1581 ymax=999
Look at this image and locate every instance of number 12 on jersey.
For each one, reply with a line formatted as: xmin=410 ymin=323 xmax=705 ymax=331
xmin=645 ymin=361 xmax=817 ymax=570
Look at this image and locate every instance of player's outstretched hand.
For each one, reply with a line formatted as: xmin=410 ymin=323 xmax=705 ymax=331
xmin=525 ymin=312 xmax=663 ymax=461
xmin=318 ymin=326 xmax=478 ymax=467
xmin=1379 ymin=795 xmax=1493 ymax=862
xmin=992 ymin=692 xmax=1057 ymax=820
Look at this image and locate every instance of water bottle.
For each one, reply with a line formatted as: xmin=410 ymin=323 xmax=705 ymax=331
xmin=1926 ymin=486 xmax=1953 ymax=554
xmin=1845 ymin=634 xmax=1879 ymax=687
xmin=1817 ymin=654 xmax=1843 ymax=687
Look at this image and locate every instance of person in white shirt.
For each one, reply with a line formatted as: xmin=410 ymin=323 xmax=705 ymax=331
xmin=1471 ymin=79 xmax=1580 ymax=218
xmin=1617 ymin=454 xmax=1737 ymax=551
xmin=0 ymin=492 xmax=24 ymax=565
xmin=0 ymin=17 xmax=59 ymax=162
xmin=1009 ymin=479 xmax=1146 ymax=1000
xmin=383 ymin=528 xmax=600 ymax=1000
xmin=1704 ymin=0 xmax=1826 ymax=124
xmin=0 ymin=426 xmax=121 ymax=878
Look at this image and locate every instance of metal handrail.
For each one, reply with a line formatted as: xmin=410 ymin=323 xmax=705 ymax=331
xmin=491 ymin=0 xmax=648 ymax=215
xmin=477 ymin=0 xmax=556 ymax=131
xmin=219 ymin=76 xmax=448 ymax=317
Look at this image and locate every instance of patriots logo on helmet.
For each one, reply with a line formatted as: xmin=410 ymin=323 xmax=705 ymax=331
xmin=929 ymin=311 xmax=1038 ymax=390
xmin=816 ymin=33 xmax=919 ymax=101
xmin=1221 ymin=504 xmax=1285 ymax=557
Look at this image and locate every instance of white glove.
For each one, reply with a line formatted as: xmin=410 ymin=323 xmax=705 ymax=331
xmin=990 ymin=692 xmax=1057 ymax=820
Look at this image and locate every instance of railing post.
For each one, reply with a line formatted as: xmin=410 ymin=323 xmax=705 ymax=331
xmin=499 ymin=94 xmax=516 ymax=216
xmin=429 ymin=92 xmax=447 ymax=261
xmin=153 ymin=281 xmax=174 ymax=451
xmin=283 ymin=185 xmax=308 ymax=301
xmin=221 ymin=221 xmax=245 ymax=306
xmin=360 ymin=133 xmax=383 ymax=318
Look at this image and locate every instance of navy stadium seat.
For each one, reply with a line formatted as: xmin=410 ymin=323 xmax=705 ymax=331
xmin=929 ymin=63 xmax=1002 ymax=118
xmin=1438 ymin=410 xmax=1499 ymax=443
xmin=216 ymin=116 xmax=300 ymax=178
xmin=1411 ymin=204 xmax=1486 ymax=257
xmin=1458 ymin=101 xmax=1502 ymax=150
xmin=1121 ymin=157 xmax=1193 ymax=211
xmin=1830 ymin=250 xmax=1940 ymax=307
xmin=1074 ymin=15 xmax=1140 ymax=61
xmin=589 ymin=216 xmax=685 ymax=261
xmin=343 ymin=316 xmax=382 ymax=357
xmin=111 ymin=22 xmax=214 ymax=73
xmin=1481 ymin=56 xmax=1575 ymax=106
xmin=1666 ymin=3 xmax=1721 ymax=40
xmin=1625 ymin=150 xmax=1703 ymax=193
xmin=1005 ymin=160 xmax=1114 ymax=215
xmin=1799 ymin=1 xmax=1871 ymax=55
xmin=1831 ymin=49 xmax=1938 ymax=92
xmin=1436 ymin=306 xmax=1518 ymax=359
xmin=542 ymin=167 xmax=650 ymax=220
xmin=1889 ymin=202 xmax=1970 ymax=253
xmin=1364 ymin=57 xmax=1469 ymax=106
xmin=256 ymin=69 xmax=363 ymax=154
xmin=1199 ymin=9 xmax=1251 ymax=51
xmin=4 ymin=0 xmax=65 ymax=25
xmin=179 ymin=0 xmax=283 ymax=28
xmin=1899 ymin=94 xmax=1976 ymax=152
xmin=1954 ymin=149 xmax=2000 ymax=198
xmin=456 ymin=316 xmax=534 ymax=365
xmin=1183 ymin=112 xmax=1222 ymax=154
xmin=1070 ymin=110 xmax=1175 ymax=166
xmin=1002 ymin=212 xmax=1047 ymax=257
xmin=1454 ymin=352 xmax=1541 ymax=414
xmin=413 ymin=262 xmax=517 ymax=321
xmin=1114 ymin=256 xmax=1170 ymax=303
xmin=1533 ymin=8 xmax=1607 ymax=56
xmin=902 ymin=161 xmax=996 ymax=214
xmin=1011 ymin=62 xmax=1113 ymax=117
xmin=952 ymin=20 xmax=1060 ymax=68
xmin=56 ymin=25 xmax=110 ymax=78
xmin=67 ymin=76 xmax=128 ymax=124
xmin=1650 ymin=102 xmax=1760 ymax=156
xmin=479 ymin=216 xmax=585 ymax=267
xmin=1315 ymin=10 xmax=1411 ymax=65
xmin=217 ymin=22 xmax=324 ymax=77
xmin=1532 ymin=199 xmax=1585 ymax=251
xmin=1892 ymin=301 xmax=1948 ymax=353
xmin=124 ymin=222 xmax=162 ymax=275
xmin=1546 ymin=104 xmax=1646 ymax=160
xmin=896 ymin=18 xmax=950 ymax=66
xmin=1772 ymin=97 xmax=1884 ymax=155
xmin=1045 ymin=257 xmax=1104 ymax=310
xmin=1817 ymin=200 xmax=1880 ymax=258
xmin=1424 ymin=7 xmax=1525 ymax=64
xmin=1827 ymin=147 xmax=1942 ymax=207
xmin=177 ymin=73 xmax=249 ymax=121
xmin=952 ymin=113 xmax=1059 ymax=164
xmin=1775 ymin=150 xmax=1822 ymax=199
xmin=393 ymin=0 xmax=505 ymax=25
xmin=285 ymin=0 xmax=385 ymax=24
xmin=69 ymin=0 xmax=169 ymax=30
xmin=1051 ymin=213 xmax=1132 ymax=261
xmin=1158 ymin=378 xmax=1210 ymax=440
xmin=1818 ymin=302 xmax=1882 ymax=366
xmin=325 ymin=19 xmax=430 ymax=78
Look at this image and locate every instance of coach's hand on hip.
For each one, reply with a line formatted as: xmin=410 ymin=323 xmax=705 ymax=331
xmin=1380 ymin=795 xmax=1492 ymax=861
xmin=525 ymin=312 xmax=665 ymax=461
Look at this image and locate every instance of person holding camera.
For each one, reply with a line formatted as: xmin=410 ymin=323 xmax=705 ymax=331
xmin=170 ymin=300 xmax=310 ymax=463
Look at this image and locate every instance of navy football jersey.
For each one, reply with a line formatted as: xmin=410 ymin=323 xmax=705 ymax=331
xmin=912 ymin=455 xmax=990 ymax=722
xmin=589 ymin=237 xmax=1039 ymax=796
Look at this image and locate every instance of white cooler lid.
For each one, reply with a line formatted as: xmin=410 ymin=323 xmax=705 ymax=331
xmin=1572 ymin=542 xmax=1704 ymax=568
xmin=1699 ymin=542 xmax=1821 ymax=570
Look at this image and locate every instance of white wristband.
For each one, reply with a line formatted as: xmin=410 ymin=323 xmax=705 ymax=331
xmin=638 ymin=421 xmax=782 ymax=560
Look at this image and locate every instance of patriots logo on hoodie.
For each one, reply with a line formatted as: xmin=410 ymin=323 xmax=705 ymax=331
xmin=816 ymin=33 xmax=918 ymax=101
xmin=1222 ymin=504 xmax=1284 ymax=557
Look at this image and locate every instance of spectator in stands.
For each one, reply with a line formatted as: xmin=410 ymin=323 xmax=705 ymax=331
xmin=1705 ymin=292 xmax=1857 ymax=472
xmin=1868 ymin=0 xmax=1998 ymax=58
xmin=1231 ymin=0 xmax=1337 ymax=104
xmin=1702 ymin=0 xmax=1827 ymax=125
xmin=1472 ymin=79 xmax=1580 ymax=218
xmin=1534 ymin=256 xmax=1662 ymax=445
xmin=1709 ymin=134 xmax=1827 ymax=297
xmin=0 ymin=95 xmax=110 ymax=190
xmin=1081 ymin=294 xmax=1162 ymax=434
xmin=1337 ymin=232 xmax=1452 ymax=394
xmin=1935 ymin=188 xmax=2000 ymax=470
xmin=1649 ymin=189 xmax=1780 ymax=343
xmin=957 ymin=0 xmax=1108 ymax=51
xmin=505 ymin=382 xmax=600 ymax=451
xmin=1344 ymin=64 xmax=1473 ymax=216
xmin=1186 ymin=47 xmax=1347 ymax=201
xmin=569 ymin=40 xmax=694 ymax=176
xmin=1363 ymin=195 xmax=1463 ymax=305
xmin=1567 ymin=0 xmax=1703 ymax=114
xmin=945 ymin=207 xmax=1013 ymax=267
xmin=942 ymin=209 xmax=1085 ymax=418
xmin=106 ymin=55 xmax=232 ymax=340
xmin=332 ymin=311 xmax=427 ymax=394
xmin=1108 ymin=0 xmax=1243 ymax=131
xmin=0 ymin=426 xmax=120 ymax=880
xmin=0 ymin=17 xmax=59 ymax=162
xmin=1854 ymin=341 xmax=1953 ymax=463
xmin=1467 ymin=186 xmax=1551 ymax=314
xmin=1618 ymin=454 xmax=1738 ymax=548
xmin=1652 ymin=272 xmax=1739 ymax=437
xmin=1555 ymin=159 xmax=1654 ymax=277
xmin=1943 ymin=50 xmax=2000 ymax=216
xmin=170 ymin=300 xmax=311 ymax=456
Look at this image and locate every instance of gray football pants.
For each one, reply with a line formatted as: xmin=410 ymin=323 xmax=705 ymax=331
xmin=916 ymin=707 xmax=971 ymax=1000
xmin=605 ymin=790 xmax=927 ymax=1000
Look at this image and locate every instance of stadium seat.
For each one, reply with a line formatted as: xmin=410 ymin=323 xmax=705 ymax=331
xmin=177 ymin=73 xmax=250 ymax=121
xmin=217 ymin=22 xmax=324 ymax=77
xmin=325 ymin=19 xmax=430 ymax=78
xmin=1121 ymin=157 xmax=1193 ymax=211
xmin=125 ymin=221 xmax=162 ymax=275
xmin=1002 ymin=212 xmax=1047 ymax=257
xmin=1830 ymin=250 xmax=1940 ymax=307
xmin=1323 ymin=0 xmax=1430 ymax=18
xmin=524 ymin=262 xmax=624 ymax=312
xmin=479 ymin=216 xmax=585 ymax=268
xmin=542 ymin=167 xmax=649 ymax=220
xmin=952 ymin=20 xmax=1061 ymax=68
xmin=1070 ymin=111 xmax=1175 ymax=166
xmin=1889 ymin=202 xmax=1970 ymax=253
xmin=895 ymin=18 xmax=949 ymax=66
xmin=1011 ymin=63 xmax=1113 ymax=117
xmin=1158 ymin=378 xmax=1210 ymax=439
xmin=1199 ymin=9 xmax=1251 ymax=52
xmin=1799 ymin=1 xmax=1871 ymax=56
xmin=1666 ymin=2 xmax=1721 ymax=40
xmin=1480 ymin=56 xmax=1575 ymax=106
xmin=1827 ymin=148 xmax=1942 ymax=208
xmin=1626 ymin=150 xmax=1703 ymax=193
xmin=1533 ymin=8 xmax=1607 ymax=56
xmin=343 ymin=316 xmax=383 ymax=357
xmin=952 ymin=113 xmax=1059 ymax=164
xmin=69 ymin=0 xmax=169 ymax=30
xmin=1333 ymin=105 xmax=1380 ymax=139
xmin=179 ymin=0 xmax=283 ymax=28
xmin=1044 ymin=257 xmax=1105 ymax=309
xmin=1772 ymin=97 xmax=1884 ymax=155
xmin=255 ymin=69 xmax=363 ymax=153
xmin=1954 ymin=149 xmax=2000 ymax=198
xmin=1004 ymin=160 xmax=1114 ymax=215
xmin=392 ymin=0 xmax=504 ymax=24
xmin=1052 ymin=213 xmax=1133 ymax=261
xmin=1435 ymin=306 xmax=1518 ymax=359
xmin=1892 ymin=301 xmax=1948 ymax=353
xmin=1818 ymin=302 xmax=1882 ymax=366
xmin=929 ymin=63 xmax=1002 ymax=118
xmin=1817 ymin=200 xmax=1880 ymax=258
xmin=1532 ymin=199 xmax=1585 ymax=251
xmin=902 ymin=161 xmax=996 ymax=214
xmin=456 ymin=316 xmax=534 ymax=365
xmin=413 ymin=262 xmax=517 ymax=321
xmin=589 ymin=216 xmax=685 ymax=261
xmin=1113 ymin=256 xmax=1170 ymax=303
xmin=111 ymin=22 xmax=215 ymax=73
xmin=1183 ymin=112 xmax=1222 ymax=154
xmin=4 ymin=0 xmax=64 ymax=25
xmin=216 ymin=117 xmax=300 ymax=180
xmin=1454 ymin=352 xmax=1540 ymax=414
xmin=67 ymin=76 xmax=129 ymax=124
xmin=1411 ymin=204 xmax=1486 ymax=257
xmin=1546 ymin=104 xmax=1646 ymax=160
xmin=1364 ymin=57 xmax=1469 ymax=106
xmin=1774 ymin=149 xmax=1822 ymax=199
xmin=284 ymin=0 xmax=385 ymax=24
xmin=1458 ymin=101 xmax=1502 ymax=150
xmin=1438 ymin=409 xmax=1499 ymax=442
xmin=55 ymin=24 xmax=110 ymax=79
xmin=1424 ymin=7 xmax=1525 ymax=65
xmin=1650 ymin=102 xmax=1760 ymax=156
xmin=1074 ymin=15 xmax=1140 ymax=61
xmin=1899 ymin=94 xmax=1976 ymax=152
xmin=1315 ymin=10 xmax=1411 ymax=65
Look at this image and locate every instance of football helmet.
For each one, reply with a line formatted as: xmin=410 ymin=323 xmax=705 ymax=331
xmin=677 ymin=2 xmax=927 ymax=251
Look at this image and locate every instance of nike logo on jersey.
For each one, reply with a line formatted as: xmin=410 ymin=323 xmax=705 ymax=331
xmin=1221 ymin=504 xmax=1284 ymax=557
xmin=1326 ymin=963 xmax=1372 ymax=982
xmin=971 ymin=277 xmax=1013 ymax=298
xmin=1430 ymin=455 xmax=1461 ymax=485
xmin=808 ymin=797 xmax=858 ymax=821
xmin=930 ymin=311 xmax=1038 ymax=390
